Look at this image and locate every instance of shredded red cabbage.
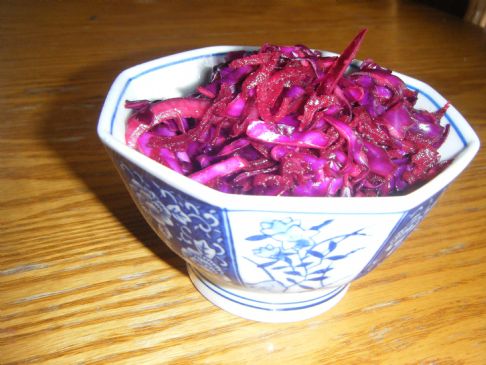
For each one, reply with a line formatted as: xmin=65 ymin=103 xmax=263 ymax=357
xmin=125 ymin=29 xmax=450 ymax=197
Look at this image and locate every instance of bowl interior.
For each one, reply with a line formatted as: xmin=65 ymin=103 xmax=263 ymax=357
xmin=98 ymin=46 xmax=480 ymax=212
xmin=108 ymin=48 xmax=468 ymax=160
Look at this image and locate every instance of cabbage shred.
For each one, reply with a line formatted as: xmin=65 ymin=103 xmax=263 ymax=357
xmin=125 ymin=30 xmax=450 ymax=197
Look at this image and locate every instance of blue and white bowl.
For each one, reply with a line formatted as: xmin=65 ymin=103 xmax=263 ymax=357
xmin=97 ymin=46 xmax=480 ymax=322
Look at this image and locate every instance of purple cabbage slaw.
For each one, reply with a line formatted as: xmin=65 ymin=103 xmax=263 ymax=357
xmin=125 ymin=30 xmax=450 ymax=197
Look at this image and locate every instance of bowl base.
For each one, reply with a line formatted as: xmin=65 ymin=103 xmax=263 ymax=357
xmin=187 ymin=266 xmax=349 ymax=323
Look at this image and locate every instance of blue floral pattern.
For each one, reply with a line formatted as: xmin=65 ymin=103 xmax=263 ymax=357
xmin=110 ymin=153 xmax=444 ymax=294
xmin=114 ymin=156 xmax=235 ymax=281
xmin=244 ymin=218 xmax=366 ymax=292
xmin=357 ymin=190 xmax=443 ymax=277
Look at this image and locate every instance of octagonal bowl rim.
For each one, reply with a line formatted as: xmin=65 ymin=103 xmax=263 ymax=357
xmin=98 ymin=45 xmax=480 ymax=214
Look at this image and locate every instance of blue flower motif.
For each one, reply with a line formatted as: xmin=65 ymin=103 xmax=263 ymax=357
xmin=182 ymin=239 xmax=226 ymax=277
xmin=260 ymin=218 xmax=318 ymax=249
xmin=245 ymin=218 xmax=366 ymax=292
xmin=167 ymin=204 xmax=191 ymax=225
xmin=118 ymin=160 xmax=232 ymax=280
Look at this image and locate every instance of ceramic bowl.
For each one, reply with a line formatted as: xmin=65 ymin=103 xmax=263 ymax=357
xmin=97 ymin=46 xmax=479 ymax=322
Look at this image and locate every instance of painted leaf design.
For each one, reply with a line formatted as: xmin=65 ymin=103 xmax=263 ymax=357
xmin=327 ymin=248 xmax=363 ymax=260
xmin=283 ymin=256 xmax=293 ymax=265
xmin=308 ymin=250 xmax=324 ymax=259
xmin=298 ymin=283 xmax=314 ymax=289
xmin=328 ymin=240 xmax=337 ymax=252
xmin=258 ymin=261 xmax=278 ymax=268
xmin=296 ymin=262 xmax=312 ymax=267
xmin=326 ymin=255 xmax=347 ymax=260
xmin=284 ymin=270 xmax=301 ymax=276
xmin=246 ymin=234 xmax=269 ymax=241
xmin=310 ymin=268 xmax=333 ymax=274
xmin=307 ymin=277 xmax=328 ymax=281
xmin=246 ymin=217 xmax=367 ymax=292
xmin=310 ymin=219 xmax=333 ymax=231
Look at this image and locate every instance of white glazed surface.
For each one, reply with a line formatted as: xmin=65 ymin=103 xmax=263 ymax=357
xmin=188 ymin=266 xmax=350 ymax=323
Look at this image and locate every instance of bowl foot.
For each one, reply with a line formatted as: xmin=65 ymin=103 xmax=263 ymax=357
xmin=187 ymin=266 xmax=349 ymax=323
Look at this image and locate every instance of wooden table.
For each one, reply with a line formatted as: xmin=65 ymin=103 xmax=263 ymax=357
xmin=1 ymin=1 xmax=485 ymax=363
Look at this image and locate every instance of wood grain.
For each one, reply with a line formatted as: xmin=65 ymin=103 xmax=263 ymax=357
xmin=1 ymin=1 xmax=485 ymax=364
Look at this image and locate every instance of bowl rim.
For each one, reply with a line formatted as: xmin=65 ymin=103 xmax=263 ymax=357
xmin=98 ymin=45 xmax=480 ymax=214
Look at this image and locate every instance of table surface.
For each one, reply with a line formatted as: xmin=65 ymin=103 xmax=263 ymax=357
xmin=1 ymin=1 xmax=485 ymax=364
